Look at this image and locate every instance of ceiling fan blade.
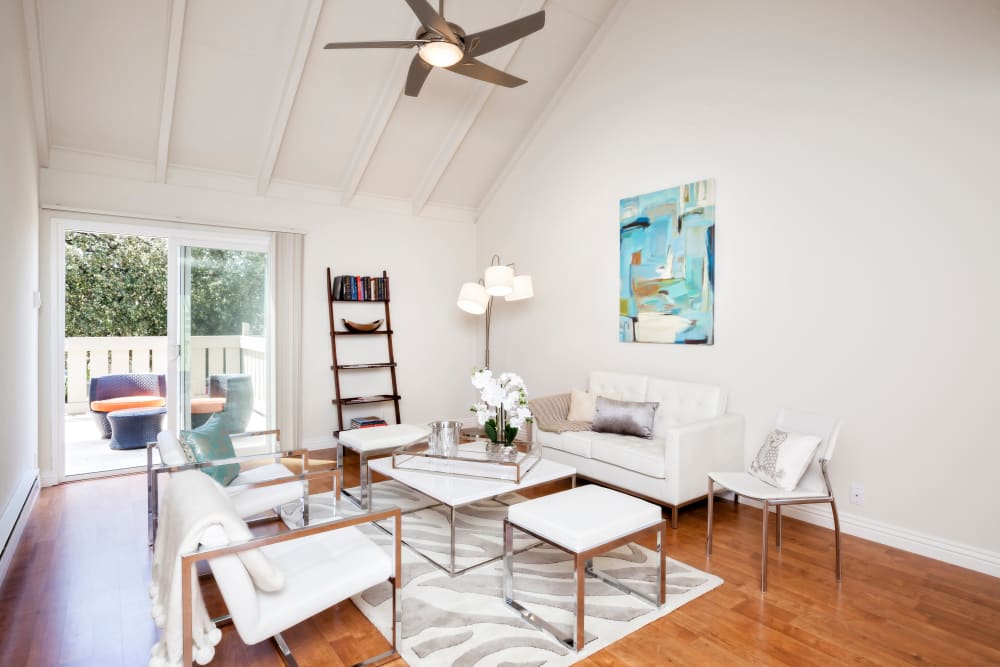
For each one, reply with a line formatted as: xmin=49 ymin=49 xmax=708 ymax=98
xmin=403 ymin=0 xmax=459 ymax=42
xmin=446 ymin=58 xmax=526 ymax=88
xmin=465 ymin=11 xmax=545 ymax=58
xmin=324 ymin=40 xmax=427 ymax=49
xmin=405 ymin=54 xmax=433 ymax=97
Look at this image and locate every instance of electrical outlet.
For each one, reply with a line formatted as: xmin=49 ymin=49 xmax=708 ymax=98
xmin=850 ymin=484 xmax=864 ymax=506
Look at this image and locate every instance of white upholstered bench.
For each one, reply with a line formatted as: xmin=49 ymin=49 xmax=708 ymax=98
xmin=336 ymin=423 xmax=430 ymax=509
xmin=502 ymin=485 xmax=666 ymax=651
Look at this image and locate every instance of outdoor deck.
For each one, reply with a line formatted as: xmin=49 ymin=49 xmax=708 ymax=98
xmin=64 ymin=334 xmax=269 ymax=477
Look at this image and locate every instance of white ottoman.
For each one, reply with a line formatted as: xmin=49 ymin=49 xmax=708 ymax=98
xmin=503 ymin=485 xmax=666 ymax=651
xmin=337 ymin=423 xmax=430 ymax=509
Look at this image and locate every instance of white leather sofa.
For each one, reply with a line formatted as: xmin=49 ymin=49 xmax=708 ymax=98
xmin=531 ymin=371 xmax=744 ymax=527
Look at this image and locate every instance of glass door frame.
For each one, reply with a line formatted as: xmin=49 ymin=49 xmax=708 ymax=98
xmin=49 ymin=212 xmax=274 ymax=483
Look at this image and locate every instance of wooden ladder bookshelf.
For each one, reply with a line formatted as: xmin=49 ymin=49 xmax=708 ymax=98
xmin=326 ymin=268 xmax=401 ymax=433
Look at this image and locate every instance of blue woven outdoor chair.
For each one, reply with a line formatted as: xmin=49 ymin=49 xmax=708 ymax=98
xmin=89 ymin=373 xmax=167 ymax=439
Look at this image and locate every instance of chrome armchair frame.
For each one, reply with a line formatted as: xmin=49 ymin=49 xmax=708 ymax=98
xmin=706 ymin=459 xmax=842 ymax=592
xmin=180 ymin=473 xmax=402 ymax=667
xmin=147 ymin=429 xmax=326 ymax=545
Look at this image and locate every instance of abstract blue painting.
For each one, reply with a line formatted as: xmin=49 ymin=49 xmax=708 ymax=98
xmin=619 ymin=179 xmax=715 ymax=344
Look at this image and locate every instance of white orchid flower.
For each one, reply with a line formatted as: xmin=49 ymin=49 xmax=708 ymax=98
xmin=470 ymin=369 xmax=530 ymax=442
xmin=501 ymin=391 xmax=520 ymax=410
xmin=481 ymin=383 xmax=506 ymax=408
xmin=471 ymin=369 xmax=493 ymax=390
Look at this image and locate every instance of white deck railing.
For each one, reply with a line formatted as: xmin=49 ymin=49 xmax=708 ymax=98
xmin=65 ymin=335 xmax=267 ymax=415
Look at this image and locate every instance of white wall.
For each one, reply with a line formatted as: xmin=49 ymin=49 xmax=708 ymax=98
xmin=477 ymin=0 xmax=1000 ymax=568
xmin=0 ymin=0 xmax=40 ymax=552
xmin=37 ymin=169 xmax=479 ymax=472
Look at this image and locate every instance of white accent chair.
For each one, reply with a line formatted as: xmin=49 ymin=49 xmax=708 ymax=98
xmin=147 ymin=429 xmax=317 ymax=545
xmin=706 ymin=409 xmax=843 ymax=592
xmin=180 ymin=476 xmax=402 ymax=666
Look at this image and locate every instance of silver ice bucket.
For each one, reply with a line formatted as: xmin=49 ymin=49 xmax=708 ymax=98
xmin=427 ymin=420 xmax=462 ymax=457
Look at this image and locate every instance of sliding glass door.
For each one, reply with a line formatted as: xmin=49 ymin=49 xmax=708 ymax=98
xmin=173 ymin=240 xmax=274 ymax=451
xmin=56 ymin=213 xmax=275 ymax=480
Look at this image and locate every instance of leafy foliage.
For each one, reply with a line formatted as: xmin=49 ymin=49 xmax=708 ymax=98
xmin=65 ymin=232 xmax=267 ymax=337
xmin=65 ymin=232 xmax=167 ymax=337
xmin=188 ymin=247 xmax=266 ymax=336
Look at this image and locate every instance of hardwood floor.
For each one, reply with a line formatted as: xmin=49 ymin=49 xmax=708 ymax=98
xmin=2 ymin=456 xmax=998 ymax=666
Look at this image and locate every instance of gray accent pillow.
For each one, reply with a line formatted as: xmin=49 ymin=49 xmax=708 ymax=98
xmin=592 ymin=396 xmax=658 ymax=439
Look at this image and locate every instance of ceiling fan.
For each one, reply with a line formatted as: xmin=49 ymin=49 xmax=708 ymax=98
xmin=323 ymin=0 xmax=545 ymax=97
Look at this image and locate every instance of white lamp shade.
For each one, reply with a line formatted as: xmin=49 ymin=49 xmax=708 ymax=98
xmin=505 ymin=274 xmax=534 ymax=301
xmin=484 ymin=264 xmax=514 ymax=296
xmin=457 ymin=282 xmax=488 ymax=315
xmin=418 ymin=41 xmax=463 ymax=67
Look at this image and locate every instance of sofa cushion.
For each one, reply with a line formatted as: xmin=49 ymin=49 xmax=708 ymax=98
xmin=645 ymin=377 xmax=727 ymax=436
xmin=590 ymin=432 xmax=666 ymax=479
xmin=539 ymin=429 xmax=594 ymax=458
xmin=589 ymin=371 xmax=648 ymax=402
xmin=567 ymin=388 xmax=623 ymax=422
xmin=529 ymin=394 xmax=592 ymax=434
xmin=593 ymin=397 xmax=658 ymax=438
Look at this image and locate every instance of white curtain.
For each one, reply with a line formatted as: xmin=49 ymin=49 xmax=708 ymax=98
xmin=273 ymin=232 xmax=304 ymax=450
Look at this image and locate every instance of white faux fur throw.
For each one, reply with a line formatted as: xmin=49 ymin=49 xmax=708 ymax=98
xmin=149 ymin=471 xmax=252 ymax=666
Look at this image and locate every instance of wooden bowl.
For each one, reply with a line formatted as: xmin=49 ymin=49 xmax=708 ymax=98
xmin=342 ymin=318 xmax=383 ymax=333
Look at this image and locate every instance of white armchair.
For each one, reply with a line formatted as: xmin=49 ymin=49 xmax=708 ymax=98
xmin=147 ymin=429 xmax=322 ymax=545
xmin=706 ymin=409 xmax=843 ymax=592
xmin=157 ymin=470 xmax=401 ymax=666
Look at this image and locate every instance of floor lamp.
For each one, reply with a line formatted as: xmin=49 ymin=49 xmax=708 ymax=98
xmin=457 ymin=255 xmax=533 ymax=369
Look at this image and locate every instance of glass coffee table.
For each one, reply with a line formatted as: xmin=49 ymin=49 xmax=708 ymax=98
xmin=367 ymin=449 xmax=576 ymax=576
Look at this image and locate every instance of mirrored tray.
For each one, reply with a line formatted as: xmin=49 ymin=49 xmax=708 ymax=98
xmin=391 ymin=438 xmax=540 ymax=483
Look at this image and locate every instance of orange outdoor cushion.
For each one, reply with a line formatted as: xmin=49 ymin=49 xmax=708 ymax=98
xmin=190 ymin=397 xmax=226 ymax=414
xmin=91 ymin=396 xmax=166 ymax=412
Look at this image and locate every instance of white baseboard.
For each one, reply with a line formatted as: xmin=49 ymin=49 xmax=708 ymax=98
xmin=39 ymin=470 xmax=59 ymax=487
xmin=0 ymin=470 xmax=40 ymax=585
xmin=735 ymin=497 xmax=1000 ymax=578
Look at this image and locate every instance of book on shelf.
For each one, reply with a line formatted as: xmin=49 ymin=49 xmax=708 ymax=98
xmin=332 ymin=274 xmax=389 ymax=301
xmin=351 ymin=416 xmax=387 ymax=429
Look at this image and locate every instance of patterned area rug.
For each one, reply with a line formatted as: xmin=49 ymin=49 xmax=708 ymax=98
xmin=286 ymin=482 xmax=723 ymax=667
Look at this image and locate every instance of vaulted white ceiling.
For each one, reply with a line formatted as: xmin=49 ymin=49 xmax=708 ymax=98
xmin=25 ymin=0 xmax=619 ymax=221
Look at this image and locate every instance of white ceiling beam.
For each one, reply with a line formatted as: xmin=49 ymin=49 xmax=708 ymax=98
xmin=411 ymin=0 xmax=546 ymax=216
xmin=21 ymin=0 xmax=49 ymax=167
xmin=155 ymin=0 xmax=187 ymax=183
xmin=339 ymin=23 xmax=418 ymax=207
xmin=475 ymin=0 xmax=628 ymax=218
xmin=257 ymin=0 xmax=324 ymax=196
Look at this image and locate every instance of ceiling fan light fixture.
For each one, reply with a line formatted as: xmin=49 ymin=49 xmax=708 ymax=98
xmin=418 ymin=41 xmax=464 ymax=67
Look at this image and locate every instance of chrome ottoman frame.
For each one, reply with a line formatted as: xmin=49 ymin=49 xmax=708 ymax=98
xmin=502 ymin=516 xmax=666 ymax=652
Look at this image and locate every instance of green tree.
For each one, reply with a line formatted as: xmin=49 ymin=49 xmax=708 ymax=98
xmin=65 ymin=233 xmax=267 ymax=337
xmin=64 ymin=232 xmax=167 ymax=336
xmin=189 ymin=248 xmax=266 ymax=336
